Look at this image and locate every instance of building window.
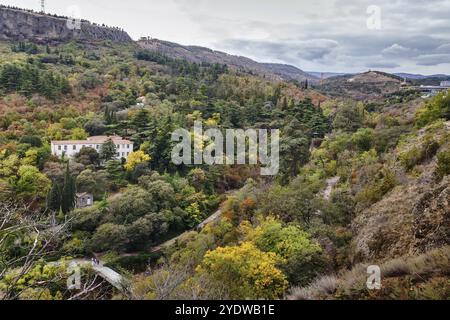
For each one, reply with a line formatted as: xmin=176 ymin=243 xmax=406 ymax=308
xmin=73 ymin=145 xmax=76 ymax=150
xmin=58 ymin=145 xmax=61 ymax=150
xmin=64 ymin=145 xmax=67 ymax=151
xmin=96 ymin=145 xmax=99 ymax=150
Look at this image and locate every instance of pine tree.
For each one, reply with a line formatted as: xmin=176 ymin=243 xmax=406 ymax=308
xmin=100 ymin=139 xmax=117 ymax=162
xmin=282 ymin=97 xmax=288 ymax=111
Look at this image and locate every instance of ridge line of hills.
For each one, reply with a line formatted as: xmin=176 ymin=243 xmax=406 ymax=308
xmin=1 ymin=5 xmax=448 ymax=89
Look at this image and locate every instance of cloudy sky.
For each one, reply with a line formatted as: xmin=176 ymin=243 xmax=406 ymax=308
xmin=2 ymin=0 xmax=450 ymax=74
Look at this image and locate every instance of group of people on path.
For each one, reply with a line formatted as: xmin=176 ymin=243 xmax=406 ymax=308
xmin=91 ymin=253 xmax=100 ymax=266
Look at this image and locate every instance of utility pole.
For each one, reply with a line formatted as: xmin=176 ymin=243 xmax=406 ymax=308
xmin=40 ymin=0 xmax=45 ymax=13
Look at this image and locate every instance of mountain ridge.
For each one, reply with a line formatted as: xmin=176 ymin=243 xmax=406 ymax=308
xmin=2 ymin=5 xmax=449 ymax=86
xmin=137 ymin=38 xmax=318 ymax=83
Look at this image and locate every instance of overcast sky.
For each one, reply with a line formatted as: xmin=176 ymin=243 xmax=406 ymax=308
xmin=2 ymin=0 xmax=450 ymax=74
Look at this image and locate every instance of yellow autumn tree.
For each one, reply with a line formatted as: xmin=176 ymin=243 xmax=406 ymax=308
xmin=196 ymin=242 xmax=288 ymax=299
xmin=124 ymin=150 xmax=151 ymax=171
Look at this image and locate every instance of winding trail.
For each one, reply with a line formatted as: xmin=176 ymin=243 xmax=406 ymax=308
xmin=49 ymin=259 xmax=127 ymax=292
xmin=149 ymin=208 xmax=223 ymax=253
xmin=105 ymin=190 xmax=237 ymax=260
xmin=323 ymin=176 xmax=340 ymax=200
xmin=142 ymin=189 xmax=238 ymax=254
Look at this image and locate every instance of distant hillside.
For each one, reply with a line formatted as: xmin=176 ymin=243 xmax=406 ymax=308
xmin=0 ymin=6 xmax=132 ymax=44
xmin=137 ymin=38 xmax=317 ymax=82
xmin=318 ymin=71 xmax=406 ymax=100
xmin=410 ymin=75 xmax=450 ymax=86
xmin=260 ymin=63 xmax=318 ymax=82
xmin=307 ymin=71 xmax=351 ymax=79
xmin=394 ymin=73 xmax=450 ymax=80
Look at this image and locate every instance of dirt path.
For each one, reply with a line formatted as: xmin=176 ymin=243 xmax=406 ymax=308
xmin=323 ymin=176 xmax=340 ymax=200
xmin=149 ymin=208 xmax=223 ymax=253
xmin=49 ymin=259 xmax=126 ymax=292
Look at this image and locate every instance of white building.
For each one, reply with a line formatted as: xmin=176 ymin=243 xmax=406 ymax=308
xmin=51 ymin=136 xmax=133 ymax=159
xmin=440 ymin=81 xmax=450 ymax=87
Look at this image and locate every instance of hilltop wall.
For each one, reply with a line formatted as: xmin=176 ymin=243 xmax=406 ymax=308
xmin=0 ymin=7 xmax=132 ymax=43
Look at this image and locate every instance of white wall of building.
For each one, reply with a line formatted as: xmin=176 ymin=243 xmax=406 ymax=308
xmin=51 ymin=138 xmax=133 ymax=160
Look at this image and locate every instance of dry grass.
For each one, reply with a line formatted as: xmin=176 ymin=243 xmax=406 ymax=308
xmin=288 ymin=246 xmax=450 ymax=300
xmin=288 ymin=276 xmax=338 ymax=300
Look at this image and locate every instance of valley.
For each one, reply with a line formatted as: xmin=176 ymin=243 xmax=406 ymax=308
xmin=0 ymin=4 xmax=449 ymax=301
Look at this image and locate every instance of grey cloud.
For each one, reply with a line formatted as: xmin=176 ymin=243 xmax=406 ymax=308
xmin=366 ymin=62 xmax=400 ymax=69
xmin=170 ymin=0 xmax=450 ymax=73
xmin=436 ymin=43 xmax=450 ymax=54
xmin=293 ymin=39 xmax=339 ymax=60
xmin=416 ymin=54 xmax=450 ymax=66
xmin=382 ymin=44 xmax=417 ymax=58
xmin=221 ymin=38 xmax=339 ymax=63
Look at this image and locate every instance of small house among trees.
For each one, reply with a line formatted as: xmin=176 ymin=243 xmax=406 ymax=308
xmin=76 ymin=192 xmax=94 ymax=208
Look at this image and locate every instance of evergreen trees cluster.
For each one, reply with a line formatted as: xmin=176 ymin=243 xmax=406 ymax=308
xmin=0 ymin=61 xmax=71 ymax=99
xmin=11 ymin=42 xmax=39 ymax=54
xmin=104 ymin=106 xmax=118 ymax=124
xmin=47 ymin=163 xmax=77 ymax=214
xmin=135 ymin=50 xmax=227 ymax=80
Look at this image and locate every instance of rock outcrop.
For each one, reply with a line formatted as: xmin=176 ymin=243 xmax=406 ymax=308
xmin=0 ymin=6 xmax=132 ymax=44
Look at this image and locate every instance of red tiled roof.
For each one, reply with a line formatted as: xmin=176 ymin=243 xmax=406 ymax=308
xmin=51 ymin=136 xmax=132 ymax=145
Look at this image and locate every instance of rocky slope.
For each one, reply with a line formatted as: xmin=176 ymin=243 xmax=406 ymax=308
xmin=0 ymin=6 xmax=132 ymax=44
xmin=351 ymin=121 xmax=450 ymax=263
xmin=138 ymin=38 xmax=317 ymax=82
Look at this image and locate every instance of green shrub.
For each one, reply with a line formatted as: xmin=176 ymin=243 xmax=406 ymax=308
xmin=399 ymin=138 xmax=440 ymax=171
xmin=415 ymin=90 xmax=450 ymax=127
xmin=355 ymin=168 xmax=397 ymax=207
xmin=351 ymin=128 xmax=374 ymax=152
xmin=373 ymin=126 xmax=410 ymax=153
xmin=436 ymin=148 xmax=450 ymax=178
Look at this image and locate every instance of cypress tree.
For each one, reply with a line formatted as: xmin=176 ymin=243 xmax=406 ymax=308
xmin=61 ymin=162 xmax=76 ymax=214
xmin=282 ymin=97 xmax=288 ymax=111
xmin=46 ymin=182 xmax=62 ymax=211
xmin=104 ymin=106 xmax=112 ymax=124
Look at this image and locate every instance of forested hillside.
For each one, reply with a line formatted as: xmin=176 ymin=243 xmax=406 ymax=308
xmin=0 ymin=33 xmax=449 ymax=299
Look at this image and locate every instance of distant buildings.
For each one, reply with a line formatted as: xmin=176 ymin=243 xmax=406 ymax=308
xmin=416 ymin=80 xmax=450 ymax=98
xmin=51 ymin=136 xmax=133 ymax=159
